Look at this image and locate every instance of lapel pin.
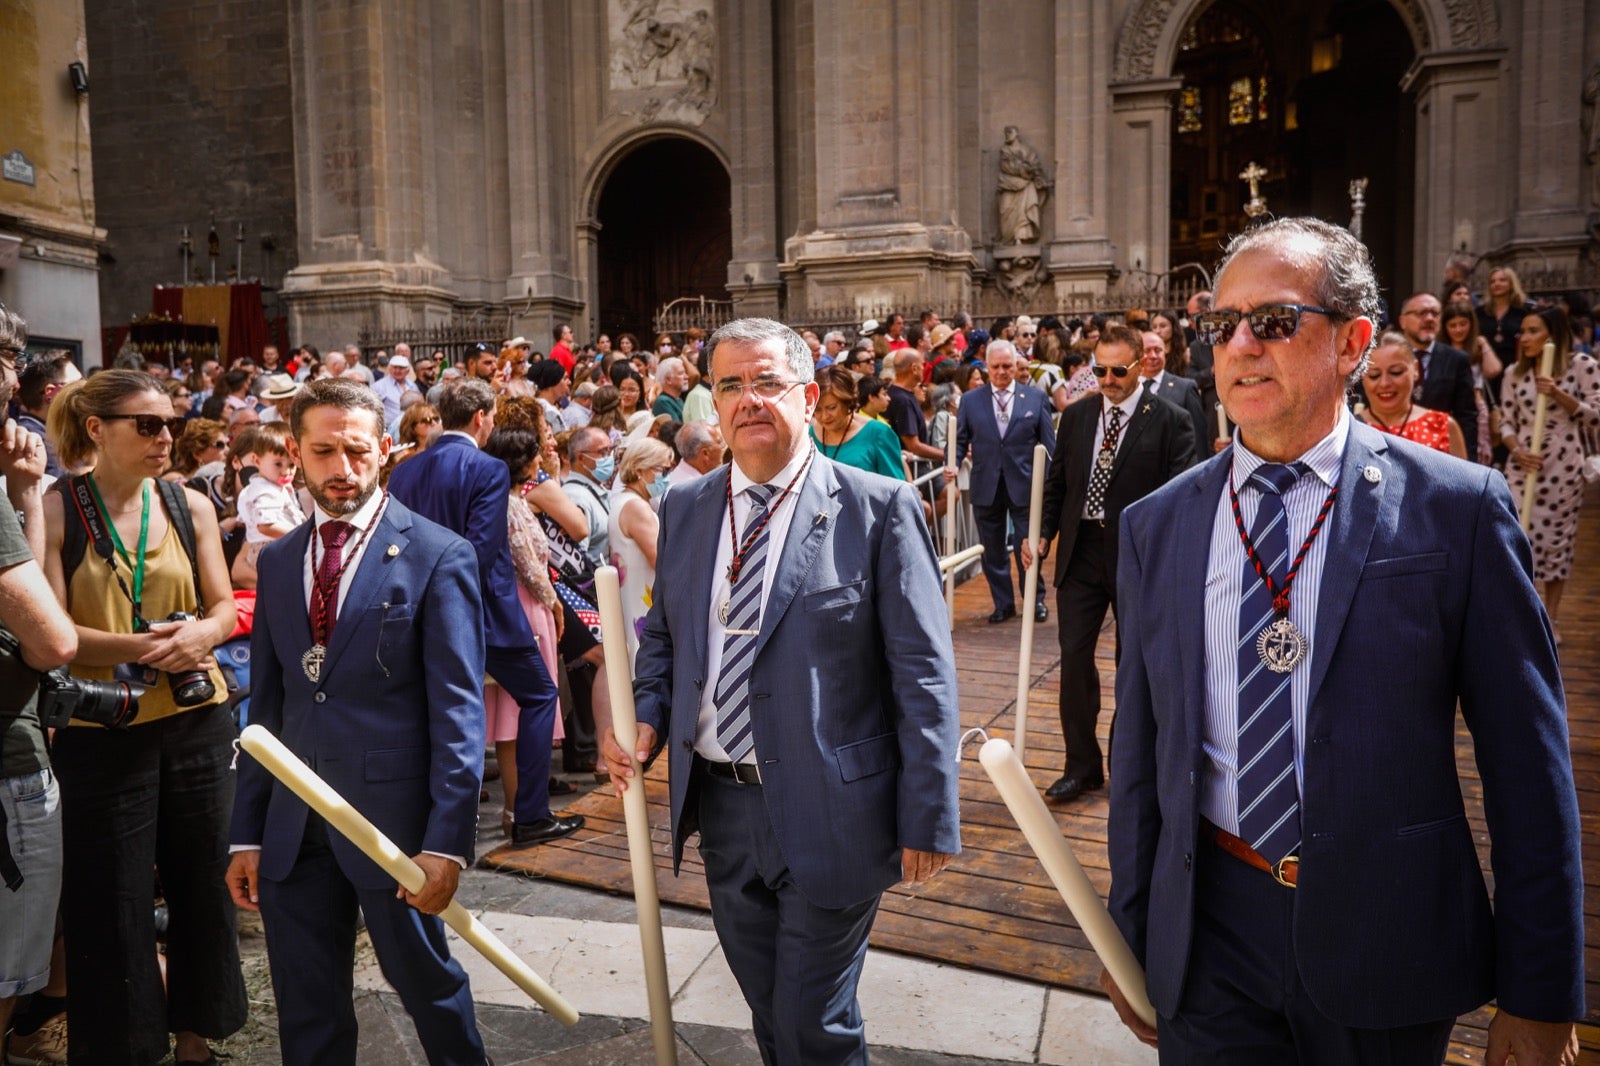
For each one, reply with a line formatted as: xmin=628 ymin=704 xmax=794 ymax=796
xmin=386 ymin=544 xmax=401 ymax=557
xmin=815 ymin=510 xmax=829 ymax=526
xmin=1363 ymin=465 xmax=1382 ymax=484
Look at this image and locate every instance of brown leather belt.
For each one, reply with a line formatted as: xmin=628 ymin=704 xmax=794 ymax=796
xmin=1207 ymin=820 xmax=1299 ymax=888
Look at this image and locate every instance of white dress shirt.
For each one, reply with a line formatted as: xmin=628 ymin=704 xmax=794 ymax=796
xmin=301 ymin=489 xmax=386 ymax=619
xmin=1198 ymin=409 xmax=1349 ymax=835
xmin=1083 ymin=390 xmax=1143 ymax=520
xmin=694 ymin=446 xmax=814 ymax=764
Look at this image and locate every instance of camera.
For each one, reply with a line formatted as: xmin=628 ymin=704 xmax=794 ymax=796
xmin=38 ymin=666 xmax=146 ymax=730
xmin=132 ymin=612 xmax=217 ymax=708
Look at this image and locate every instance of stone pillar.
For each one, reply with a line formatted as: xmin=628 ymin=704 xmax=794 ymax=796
xmin=1106 ymin=78 xmax=1181 ymax=299
xmin=1505 ymin=0 xmax=1589 ymax=255
xmin=724 ymin=0 xmax=782 ymax=317
xmin=1402 ymin=49 xmax=1506 ymax=289
xmin=1050 ymin=0 xmax=1119 ymax=300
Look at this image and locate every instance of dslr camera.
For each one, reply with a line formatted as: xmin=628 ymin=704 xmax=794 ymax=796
xmin=0 ymin=625 xmax=145 ymax=729
xmin=129 ymin=611 xmax=218 ymax=709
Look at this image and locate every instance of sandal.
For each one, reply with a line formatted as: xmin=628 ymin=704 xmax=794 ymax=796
xmin=549 ymin=777 xmax=577 ymax=796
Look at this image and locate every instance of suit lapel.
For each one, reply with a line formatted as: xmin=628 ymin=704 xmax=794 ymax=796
xmin=687 ymin=467 xmax=730 ymax=676
xmin=751 ymin=459 xmax=840 ymax=659
xmin=275 ymin=520 xmax=316 ymax=655
xmin=1179 ymin=452 xmax=1230 ymax=754
xmin=1109 ymin=395 xmax=1157 ymax=481
xmin=1306 ymin=423 xmax=1386 ymax=706
xmin=320 ymin=504 xmax=413 ymax=676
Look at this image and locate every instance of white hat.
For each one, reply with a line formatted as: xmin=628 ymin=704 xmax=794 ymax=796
xmin=1015 ymin=315 xmax=1036 ymax=330
xmin=505 ymin=336 xmax=532 ymax=349
xmin=387 ymin=354 xmax=412 ymax=370
xmin=259 ymin=374 xmax=301 ymax=401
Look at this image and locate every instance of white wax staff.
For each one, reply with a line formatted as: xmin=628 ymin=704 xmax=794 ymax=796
xmin=237 ymin=725 xmax=579 ymax=1027
xmin=1215 ymin=402 xmax=1229 ymax=441
xmin=594 ymin=567 xmax=679 ymax=1065
xmin=1520 ymin=340 xmax=1556 ymax=531
xmin=946 ymin=420 xmax=960 ymax=626
xmin=978 ymin=737 xmax=1158 ymax=1028
xmin=1013 ymin=443 xmax=1048 ymax=761
xmin=939 ymin=543 xmax=985 ymax=575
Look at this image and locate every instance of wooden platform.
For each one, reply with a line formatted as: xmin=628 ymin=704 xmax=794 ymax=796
xmin=483 ymin=491 xmax=1600 ymax=1064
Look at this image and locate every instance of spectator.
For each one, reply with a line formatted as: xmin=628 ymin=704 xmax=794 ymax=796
xmin=231 ymin=422 xmax=305 ymax=589
xmin=372 ymin=351 xmax=412 ymax=422
xmin=1356 ymin=331 xmax=1469 ymax=459
xmin=809 ymin=365 xmax=904 ymax=481
xmin=608 ymin=436 xmax=672 ymax=665
xmin=15 ymin=354 xmax=82 ymax=478
xmin=166 ymin=417 xmax=229 ymax=483
xmin=669 ymin=420 xmax=724 ymax=486
xmin=563 ymin=426 xmax=614 ymax=571
xmin=529 ymin=359 xmax=569 ymax=431
xmin=652 ymin=357 xmax=687 ymax=420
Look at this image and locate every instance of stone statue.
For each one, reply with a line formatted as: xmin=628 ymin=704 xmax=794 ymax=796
xmin=1584 ymin=63 xmax=1600 ymax=205
xmin=609 ymin=0 xmax=716 ymax=121
xmin=996 ymin=126 xmax=1052 ymax=246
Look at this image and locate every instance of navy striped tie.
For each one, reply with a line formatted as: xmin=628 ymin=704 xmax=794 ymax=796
xmin=714 ymin=483 xmax=777 ymax=762
xmin=1235 ymin=461 xmax=1308 ymax=863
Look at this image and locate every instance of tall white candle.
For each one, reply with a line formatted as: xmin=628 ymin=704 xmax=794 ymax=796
xmin=1521 ymin=340 xmax=1556 ymax=531
xmin=1215 ymin=402 xmax=1229 ymax=440
xmin=978 ymin=737 xmax=1157 ymax=1028
xmin=237 ymin=726 xmax=579 ymax=1026
xmin=594 ymin=567 xmax=678 ymax=1065
xmin=1013 ymin=444 xmax=1048 ymax=761
xmin=945 ymin=417 xmax=960 ymax=625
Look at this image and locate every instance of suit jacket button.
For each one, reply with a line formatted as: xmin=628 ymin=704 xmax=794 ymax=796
xmin=681 ymin=739 xmax=692 ymax=752
xmin=1184 ymin=853 xmax=1193 ymax=871
xmin=314 ymin=692 xmax=326 ymax=704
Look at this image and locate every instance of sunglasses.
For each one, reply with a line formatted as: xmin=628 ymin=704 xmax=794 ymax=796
xmin=101 ymin=414 xmax=187 ymax=438
xmin=209 ymin=439 xmax=228 ymax=449
xmin=1091 ymin=364 xmax=1134 ymax=379
xmin=1193 ymin=303 xmax=1335 ymax=346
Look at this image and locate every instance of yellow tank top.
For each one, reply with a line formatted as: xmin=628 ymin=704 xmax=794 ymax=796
xmin=67 ymin=511 xmax=228 ymax=726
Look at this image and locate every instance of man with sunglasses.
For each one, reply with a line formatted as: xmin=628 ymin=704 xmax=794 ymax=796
xmin=1397 ymin=292 xmax=1479 ymax=460
xmin=1024 ymin=325 xmax=1193 ymax=803
xmin=1103 ymin=217 xmax=1580 ymax=1065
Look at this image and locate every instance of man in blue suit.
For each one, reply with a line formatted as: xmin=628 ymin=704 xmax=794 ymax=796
xmin=388 ymin=377 xmax=583 ymax=847
xmin=226 ymin=379 xmax=490 ymax=1064
xmin=955 ymin=338 xmax=1057 ymax=623
xmin=603 ymin=318 xmax=961 ymax=1065
xmin=1105 ymin=218 xmax=1582 ymax=1064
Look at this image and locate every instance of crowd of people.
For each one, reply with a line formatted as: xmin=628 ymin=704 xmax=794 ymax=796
xmin=0 ymin=228 xmax=1593 ymax=1065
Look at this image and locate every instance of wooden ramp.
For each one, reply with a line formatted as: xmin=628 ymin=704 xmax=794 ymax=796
xmin=483 ymin=492 xmax=1600 ymax=1064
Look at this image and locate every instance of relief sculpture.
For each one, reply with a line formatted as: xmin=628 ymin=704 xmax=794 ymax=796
xmin=610 ymin=0 xmax=716 ymax=123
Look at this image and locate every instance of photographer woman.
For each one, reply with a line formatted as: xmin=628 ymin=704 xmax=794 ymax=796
xmin=42 ymin=370 xmax=244 ymax=1065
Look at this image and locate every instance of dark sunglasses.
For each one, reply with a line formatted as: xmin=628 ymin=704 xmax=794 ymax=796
xmin=101 ymin=414 xmax=187 ymax=438
xmin=209 ymin=438 xmax=228 ymax=449
xmin=1193 ymin=303 xmax=1336 ymax=346
xmin=1090 ymin=364 xmax=1134 ymax=379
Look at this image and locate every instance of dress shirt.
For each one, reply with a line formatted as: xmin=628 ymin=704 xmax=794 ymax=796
xmin=991 ymin=382 xmax=1017 ymax=430
xmin=1199 ymin=409 xmax=1349 ymax=835
xmin=667 ymin=459 xmax=702 ymax=486
xmin=373 ymin=374 xmax=409 ymax=424
xmin=694 ymin=446 xmax=814 ymax=764
xmin=1082 ymin=390 xmax=1143 ymax=520
xmin=1142 ymin=369 xmax=1167 ymax=391
xmin=1416 ymin=340 xmax=1434 ymax=382
xmin=562 ymin=401 xmax=593 ymax=428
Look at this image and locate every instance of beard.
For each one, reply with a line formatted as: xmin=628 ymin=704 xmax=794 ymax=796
xmin=305 ymin=474 xmax=378 ymax=516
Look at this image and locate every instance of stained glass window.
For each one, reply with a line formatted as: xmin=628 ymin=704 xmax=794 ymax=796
xmin=1228 ymin=78 xmax=1253 ymax=126
xmin=1179 ymin=24 xmax=1200 ymax=51
xmin=1178 ymin=86 xmax=1202 ymax=134
xmin=1257 ymin=77 xmax=1269 ymax=121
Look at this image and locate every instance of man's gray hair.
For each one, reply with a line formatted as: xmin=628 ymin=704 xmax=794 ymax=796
xmin=985 ymin=338 xmax=1018 ymax=363
xmin=706 ymin=318 xmax=813 ymax=383
xmin=436 ymin=377 xmax=497 ymax=430
xmin=822 ymin=330 xmax=845 ymax=346
xmin=290 ymin=377 xmax=387 ymax=438
xmin=1213 ymin=217 xmax=1381 ymax=381
xmin=0 ymin=302 xmax=26 ymax=350
xmin=567 ymin=424 xmax=609 ymax=463
xmin=675 ymin=420 xmax=719 ymax=462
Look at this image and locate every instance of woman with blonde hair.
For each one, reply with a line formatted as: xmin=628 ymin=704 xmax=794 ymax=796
xmin=43 ymin=371 xmax=244 ymax=1064
xmin=607 ymin=436 xmax=672 ymax=666
xmin=1477 ymin=265 xmax=1533 ymax=376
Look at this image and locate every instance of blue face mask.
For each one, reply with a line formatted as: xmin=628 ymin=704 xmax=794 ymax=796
xmin=591 ymin=455 xmax=615 ymax=483
xmin=648 ymin=473 xmax=672 ymax=498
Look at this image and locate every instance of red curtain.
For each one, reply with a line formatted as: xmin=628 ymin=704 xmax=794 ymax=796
xmin=227 ymin=282 xmax=267 ymax=366
xmin=152 ymin=287 xmax=183 ymax=319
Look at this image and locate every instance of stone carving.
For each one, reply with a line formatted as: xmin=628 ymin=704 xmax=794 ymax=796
xmin=609 ymin=0 xmax=716 ymax=123
xmin=996 ymin=126 xmax=1052 ymax=246
xmin=1586 ymin=63 xmax=1600 ymax=206
xmin=994 ymin=250 xmax=1050 ymax=298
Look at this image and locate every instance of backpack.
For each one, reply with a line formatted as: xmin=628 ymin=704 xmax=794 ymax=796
xmin=54 ymin=476 xmax=203 ymax=611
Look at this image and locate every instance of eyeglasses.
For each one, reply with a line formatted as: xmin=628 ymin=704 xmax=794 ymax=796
xmin=713 ymin=378 xmax=804 ymax=404
xmin=100 ymin=414 xmax=187 ymax=438
xmin=1193 ymin=304 xmax=1336 ymax=346
xmin=1019 ymin=332 xmax=1036 ymax=339
xmin=419 ymin=416 xmax=441 ymax=424
xmin=208 ymin=439 xmax=228 ymax=449
xmin=1090 ymin=364 xmax=1134 ymax=379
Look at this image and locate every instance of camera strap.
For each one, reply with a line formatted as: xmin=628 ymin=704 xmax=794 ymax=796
xmin=77 ymin=475 xmax=150 ymax=619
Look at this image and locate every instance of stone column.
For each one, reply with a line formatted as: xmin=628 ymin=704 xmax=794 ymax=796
xmin=724 ymin=0 xmax=782 ymax=317
xmin=1106 ymin=78 xmax=1181 ymax=300
xmin=1050 ymin=0 xmax=1119 ymax=300
xmin=1401 ymin=49 xmax=1506 ymax=289
xmin=1505 ymin=0 xmax=1589 ymax=255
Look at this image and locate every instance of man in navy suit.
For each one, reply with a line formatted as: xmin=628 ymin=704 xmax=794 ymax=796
xmin=388 ymin=377 xmax=583 ymax=847
xmin=1105 ymin=218 xmax=1582 ymax=1064
xmin=1397 ymin=291 xmax=1479 ymax=459
xmin=603 ymin=318 xmax=961 ymax=1065
xmin=226 ymin=379 xmax=490 ymax=1065
xmin=1139 ymin=330 xmax=1209 ymax=462
xmin=955 ymin=339 xmax=1057 ymax=623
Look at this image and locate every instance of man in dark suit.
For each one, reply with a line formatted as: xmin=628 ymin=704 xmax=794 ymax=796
xmin=603 ymin=318 xmax=961 ymax=1065
xmin=1184 ymin=291 xmax=1218 ymax=418
xmin=955 ymin=339 xmax=1057 ymax=623
xmin=388 ymin=378 xmax=583 ymax=847
xmin=1397 ymin=291 xmax=1479 ymax=458
xmin=1105 ymin=218 xmax=1581 ymax=1064
xmin=1023 ymin=325 xmax=1193 ymax=803
xmin=1138 ymin=329 xmax=1208 ymax=464
xmin=227 ymin=380 xmax=491 ymax=1065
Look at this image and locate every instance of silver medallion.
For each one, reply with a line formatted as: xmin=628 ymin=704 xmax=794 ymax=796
xmin=302 ymin=644 xmax=327 ymax=683
xmin=718 ymin=599 xmax=730 ymax=626
xmin=1256 ymin=617 xmax=1307 ymax=674
xmin=1097 ymin=450 xmax=1115 ymax=471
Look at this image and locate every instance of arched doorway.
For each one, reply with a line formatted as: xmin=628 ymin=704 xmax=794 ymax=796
xmin=1168 ymin=0 xmax=1416 ymax=296
xmin=595 ymin=137 xmax=732 ymax=342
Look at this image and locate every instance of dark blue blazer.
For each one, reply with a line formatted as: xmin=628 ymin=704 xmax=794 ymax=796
xmin=633 ymin=457 xmax=962 ymax=910
xmin=1109 ymin=419 xmax=1583 ymax=1027
xmin=230 ymin=499 xmax=487 ymax=890
xmin=388 ymin=433 xmax=532 ymax=649
xmin=954 ymin=382 xmax=1057 ymax=508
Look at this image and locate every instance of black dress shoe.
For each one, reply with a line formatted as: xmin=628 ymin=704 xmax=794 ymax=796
xmin=1044 ymin=774 xmax=1105 ymax=802
xmin=511 ymin=813 xmax=586 ymax=846
xmin=987 ymin=607 xmax=1017 ymax=624
xmin=1034 ymin=601 xmax=1049 ymax=623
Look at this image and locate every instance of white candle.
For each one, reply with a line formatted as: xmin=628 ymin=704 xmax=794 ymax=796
xmin=1013 ymin=444 xmax=1049 ymax=762
xmin=1215 ymin=402 xmax=1229 ymax=440
xmin=939 ymin=543 xmax=985 ymax=574
xmin=945 ymin=417 xmax=959 ymax=626
xmin=594 ymin=567 xmax=679 ymax=1065
xmin=978 ymin=737 xmax=1157 ymax=1028
xmin=1521 ymin=340 xmax=1556 ymax=531
xmin=237 ymin=725 xmax=579 ymax=1026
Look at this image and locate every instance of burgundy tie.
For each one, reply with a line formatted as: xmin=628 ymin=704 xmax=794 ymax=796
xmin=310 ymin=520 xmax=354 ymax=645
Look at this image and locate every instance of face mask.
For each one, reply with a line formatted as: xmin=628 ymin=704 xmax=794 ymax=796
xmin=648 ymin=473 xmax=671 ymax=498
xmin=591 ymin=455 xmax=615 ymax=484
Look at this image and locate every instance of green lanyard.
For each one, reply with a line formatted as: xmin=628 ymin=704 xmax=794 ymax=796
xmin=87 ymin=475 xmax=151 ymax=616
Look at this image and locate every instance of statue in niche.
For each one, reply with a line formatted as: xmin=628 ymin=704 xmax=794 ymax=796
xmin=1584 ymin=63 xmax=1600 ymax=206
xmin=996 ymin=126 xmax=1053 ymax=246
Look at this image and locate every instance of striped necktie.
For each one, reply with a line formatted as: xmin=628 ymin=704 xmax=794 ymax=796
xmin=714 ymin=483 xmax=778 ymax=763
xmin=1235 ymin=461 xmax=1308 ymax=863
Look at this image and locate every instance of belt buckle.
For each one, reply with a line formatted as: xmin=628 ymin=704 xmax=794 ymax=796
xmin=1272 ymin=855 xmax=1299 ymax=889
xmin=740 ymin=762 xmax=762 ymax=786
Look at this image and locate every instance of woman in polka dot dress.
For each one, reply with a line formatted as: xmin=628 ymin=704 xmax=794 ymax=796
xmin=1499 ymin=306 xmax=1600 ymax=638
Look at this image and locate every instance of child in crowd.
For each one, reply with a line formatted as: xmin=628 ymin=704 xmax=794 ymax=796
xmin=232 ymin=423 xmax=303 ymax=588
